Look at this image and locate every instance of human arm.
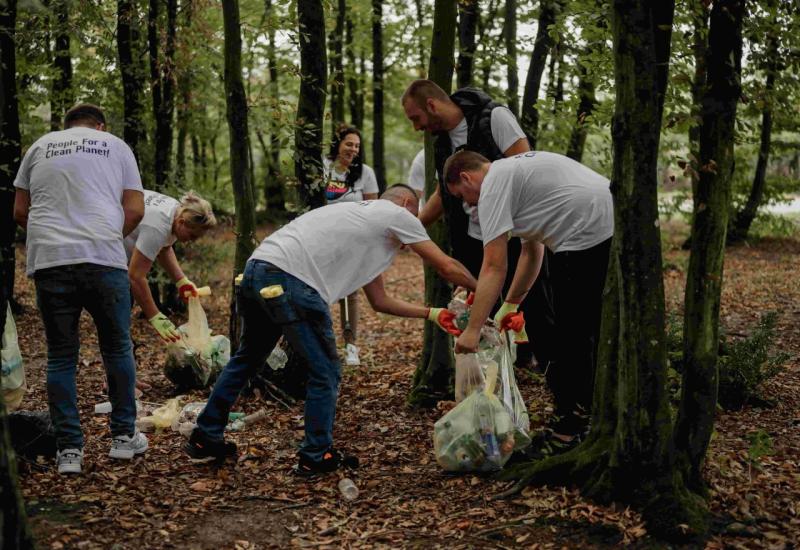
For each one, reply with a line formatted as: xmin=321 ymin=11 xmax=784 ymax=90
xmin=156 ymin=247 xmax=197 ymax=300
xmin=418 ymin=188 xmax=444 ymax=227
xmin=454 ymin=235 xmax=509 ymax=353
xmin=503 ymin=138 xmax=530 ymax=157
xmin=408 ymin=240 xmax=477 ymax=291
xmin=13 ymin=189 xmax=30 ymax=229
xmin=363 ymin=193 xmax=378 ymax=200
xmin=362 ymin=274 xmax=428 ymax=318
xmin=503 ymin=240 xmax=544 ymax=304
xmin=122 ymin=189 xmax=144 ymax=237
xmin=128 ymin=249 xmax=160 ymax=320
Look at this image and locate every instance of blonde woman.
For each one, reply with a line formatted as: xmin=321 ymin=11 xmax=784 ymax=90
xmin=125 ymin=191 xmax=216 ymax=342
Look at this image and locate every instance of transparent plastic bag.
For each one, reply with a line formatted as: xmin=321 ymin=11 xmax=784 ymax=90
xmin=434 ymin=330 xmax=530 ymax=472
xmin=164 ymin=297 xmax=230 ymax=389
xmin=137 ymin=396 xmax=183 ymax=430
xmin=1 ymin=304 xmax=25 ymax=411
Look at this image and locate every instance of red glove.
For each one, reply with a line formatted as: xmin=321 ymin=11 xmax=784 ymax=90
xmin=427 ymin=308 xmax=462 ymax=336
xmin=500 ymin=311 xmax=526 ymax=333
xmin=177 ymin=276 xmax=198 ymax=302
xmin=465 ymin=292 xmax=475 ymax=306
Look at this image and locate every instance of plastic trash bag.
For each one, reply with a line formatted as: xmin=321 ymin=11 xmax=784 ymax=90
xmin=434 ymin=330 xmax=530 ymax=472
xmin=136 ymin=396 xmax=183 ymax=431
xmin=164 ymin=297 xmax=230 ymax=389
xmin=1 ymin=304 xmax=25 ymax=411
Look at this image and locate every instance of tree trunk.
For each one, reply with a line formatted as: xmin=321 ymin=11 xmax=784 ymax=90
xmin=295 ymin=0 xmax=327 ymax=210
xmin=175 ymin=0 xmax=194 ymax=188
xmin=675 ymin=0 xmax=744 ymax=494
xmin=506 ymin=0 xmax=710 ymax=540
xmin=371 ymin=0 xmax=386 ymax=192
xmin=0 ymin=0 xmax=21 ymax=310
xmin=520 ymin=0 xmax=560 ymax=148
xmin=344 ymin=10 xmax=363 ymax=129
xmin=117 ymin=0 xmax=148 ymax=167
xmin=408 ymin=0 xmax=457 ymax=408
xmin=263 ymin=0 xmax=285 ymax=214
xmin=546 ymin=41 xmax=564 ymax=114
xmin=329 ymin=0 xmax=346 ymax=129
xmin=503 ymin=0 xmax=518 ymax=116
xmin=689 ymin=0 xmax=709 ymax=196
xmin=456 ymin=0 xmax=478 ymax=89
xmin=149 ymin=0 xmax=177 ymax=190
xmin=50 ymin=0 xmax=72 ymax=130
xmin=727 ymin=24 xmax=777 ymax=244
xmin=414 ymin=0 xmax=427 ymax=77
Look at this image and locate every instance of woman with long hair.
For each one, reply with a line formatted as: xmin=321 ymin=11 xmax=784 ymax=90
xmin=323 ymin=125 xmax=379 ymax=365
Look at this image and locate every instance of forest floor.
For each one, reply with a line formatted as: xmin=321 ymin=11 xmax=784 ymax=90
xmin=12 ymin=221 xmax=800 ymax=549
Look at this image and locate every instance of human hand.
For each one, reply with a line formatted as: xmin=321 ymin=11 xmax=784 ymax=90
xmin=177 ymin=276 xmax=197 ymax=302
xmin=454 ymin=327 xmax=480 ymax=354
xmin=493 ymin=300 xmax=520 ymax=329
xmin=427 ymin=307 xmax=461 ymax=336
xmin=148 ymin=312 xmax=182 ymax=343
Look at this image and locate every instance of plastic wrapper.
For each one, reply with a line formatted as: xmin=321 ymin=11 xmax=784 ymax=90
xmin=164 ymin=297 xmax=230 ymax=389
xmin=1 ymin=304 xmax=25 ymax=411
xmin=434 ymin=329 xmax=530 ymax=472
xmin=137 ymin=396 xmax=183 ymax=430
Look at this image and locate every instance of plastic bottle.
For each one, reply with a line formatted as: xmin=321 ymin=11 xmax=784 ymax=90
xmin=267 ymin=347 xmax=288 ymax=370
xmin=338 ymin=478 xmax=359 ymax=501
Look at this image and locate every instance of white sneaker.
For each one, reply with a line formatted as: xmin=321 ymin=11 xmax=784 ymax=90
xmin=57 ymin=448 xmax=83 ymax=475
xmin=109 ymin=431 xmax=148 ymax=459
xmin=345 ymin=343 xmax=360 ymax=366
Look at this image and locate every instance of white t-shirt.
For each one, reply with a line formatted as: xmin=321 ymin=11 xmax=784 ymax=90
xmin=124 ymin=190 xmax=179 ymax=261
xmin=14 ymin=127 xmax=143 ymax=275
xmin=251 ymin=200 xmax=430 ymax=304
xmin=447 ymin=106 xmax=527 ymax=240
xmin=322 ymin=157 xmax=379 ymax=203
xmin=478 ymin=152 xmax=614 ymax=253
xmin=407 ymin=149 xmax=427 ymax=206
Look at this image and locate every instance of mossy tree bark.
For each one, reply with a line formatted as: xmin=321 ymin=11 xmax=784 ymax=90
xmin=456 ymin=0 xmax=477 ymax=88
xmin=675 ymin=0 xmax=744 ymax=493
xmin=408 ymin=0 xmax=456 ymax=408
xmin=329 ymin=0 xmax=346 ymax=129
xmin=261 ymin=0 xmax=285 ymax=215
xmin=118 ymin=0 xmax=148 ymax=169
xmin=148 ymin=0 xmax=177 ymax=191
xmin=50 ymin=0 xmax=72 ymax=130
xmin=344 ymin=9 xmax=364 ymax=129
xmin=520 ymin=0 xmax=561 ymax=148
xmin=505 ymin=1 xmax=711 ymax=541
xmin=503 ymin=0 xmax=518 ymax=116
xmin=371 ymin=0 xmax=386 ymax=192
xmin=295 ymin=0 xmax=327 ymax=209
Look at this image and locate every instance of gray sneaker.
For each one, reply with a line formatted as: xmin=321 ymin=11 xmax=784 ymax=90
xmin=109 ymin=432 xmax=148 ymax=459
xmin=57 ymin=448 xmax=83 ymax=475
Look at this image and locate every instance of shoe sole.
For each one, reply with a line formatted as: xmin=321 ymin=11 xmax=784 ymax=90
xmin=183 ymin=442 xmax=231 ymax=464
xmin=109 ymin=440 xmax=149 ymax=460
xmin=58 ymin=465 xmax=82 ymax=474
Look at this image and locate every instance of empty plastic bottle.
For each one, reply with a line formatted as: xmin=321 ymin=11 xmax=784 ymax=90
xmin=338 ymin=478 xmax=359 ymax=501
xmin=267 ymin=347 xmax=288 ymax=370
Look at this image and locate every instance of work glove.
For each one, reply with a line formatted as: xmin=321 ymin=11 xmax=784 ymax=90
xmin=465 ymin=292 xmax=475 ymax=306
xmin=427 ymin=307 xmax=461 ymax=336
xmin=148 ymin=312 xmax=182 ymax=343
xmin=177 ymin=276 xmax=198 ymax=302
xmin=493 ymin=300 xmax=529 ymax=344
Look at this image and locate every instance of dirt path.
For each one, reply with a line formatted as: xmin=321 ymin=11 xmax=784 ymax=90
xmin=13 ymin=231 xmax=800 ymax=549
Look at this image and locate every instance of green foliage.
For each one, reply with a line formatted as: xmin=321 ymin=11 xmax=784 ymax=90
xmin=718 ymin=312 xmax=788 ymax=410
xmin=745 ymin=429 xmax=774 ymax=474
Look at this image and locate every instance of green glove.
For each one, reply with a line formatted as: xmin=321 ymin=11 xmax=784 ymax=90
xmin=427 ymin=307 xmax=461 ymax=336
xmin=493 ymin=300 xmax=519 ymax=329
xmin=148 ymin=312 xmax=182 ymax=343
xmin=494 ymin=300 xmax=529 ymax=344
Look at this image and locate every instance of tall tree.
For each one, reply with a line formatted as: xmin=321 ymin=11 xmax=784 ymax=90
xmin=688 ymin=0 xmax=710 ymax=199
xmin=675 ymin=0 xmax=744 ymax=493
xmin=295 ymin=0 xmax=327 ymax=209
xmin=456 ymin=0 xmax=478 ymax=88
xmin=520 ymin=0 xmax=561 ymax=147
xmin=117 ymin=0 xmax=148 ymax=166
xmin=175 ymin=0 xmax=195 ymax=188
xmin=344 ymin=8 xmax=364 ymax=129
xmin=222 ymin=0 xmax=257 ymax=273
xmin=262 ymin=0 xmax=285 ymax=214
xmin=371 ymin=0 xmax=386 ymax=191
xmin=728 ymin=2 xmax=779 ymax=244
xmin=329 ymin=0 xmax=346 ymax=129
xmin=0 ymin=1 xmax=32 ymax=543
xmin=506 ymin=0 xmax=711 ymax=540
xmin=148 ymin=0 xmax=177 ymax=190
xmin=414 ymin=0 xmax=427 ymax=77
xmin=408 ymin=0 xmax=457 ymax=407
xmin=0 ymin=0 xmax=21 ymax=308
xmin=50 ymin=0 xmax=72 ymax=130
xmin=503 ymin=0 xmax=518 ymax=116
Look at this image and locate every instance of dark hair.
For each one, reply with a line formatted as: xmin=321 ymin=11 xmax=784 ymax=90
xmin=401 ymin=79 xmax=451 ymax=109
xmin=327 ymin=124 xmax=364 ymax=188
xmin=443 ymin=150 xmax=490 ymax=184
xmin=64 ymin=103 xmax=106 ymax=129
xmin=385 ymin=183 xmax=418 ymax=197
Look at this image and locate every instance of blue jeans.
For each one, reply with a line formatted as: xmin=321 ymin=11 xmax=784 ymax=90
xmin=197 ymin=260 xmax=341 ymax=462
xmin=34 ymin=264 xmax=137 ymax=450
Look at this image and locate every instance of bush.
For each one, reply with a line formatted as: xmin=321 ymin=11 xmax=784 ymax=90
xmin=718 ymin=312 xmax=789 ymax=410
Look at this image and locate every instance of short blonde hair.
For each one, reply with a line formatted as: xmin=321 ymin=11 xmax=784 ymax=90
xmin=177 ymin=191 xmax=216 ymax=231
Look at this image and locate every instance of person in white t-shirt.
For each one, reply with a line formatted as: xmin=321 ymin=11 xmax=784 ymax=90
xmin=13 ymin=103 xmax=146 ymax=474
xmin=322 ymin=125 xmax=380 ymax=366
xmin=407 ymin=148 xmax=427 ymax=207
xmin=124 ymin=190 xmax=217 ymax=343
xmin=444 ymin=150 xmax=614 ymax=445
xmin=185 ymin=185 xmax=477 ymax=473
xmin=401 ymin=79 xmax=555 ymax=373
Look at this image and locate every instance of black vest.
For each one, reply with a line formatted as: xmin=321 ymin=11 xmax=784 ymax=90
xmin=433 ymin=88 xmax=505 ymax=270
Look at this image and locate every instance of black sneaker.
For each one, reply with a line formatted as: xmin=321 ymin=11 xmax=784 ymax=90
xmin=184 ymin=428 xmax=237 ymax=463
xmin=293 ymin=448 xmax=359 ymax=477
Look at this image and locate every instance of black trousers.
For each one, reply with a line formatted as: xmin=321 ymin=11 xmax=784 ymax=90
xmin=545 ymin=237 xmax=612 ymax=432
